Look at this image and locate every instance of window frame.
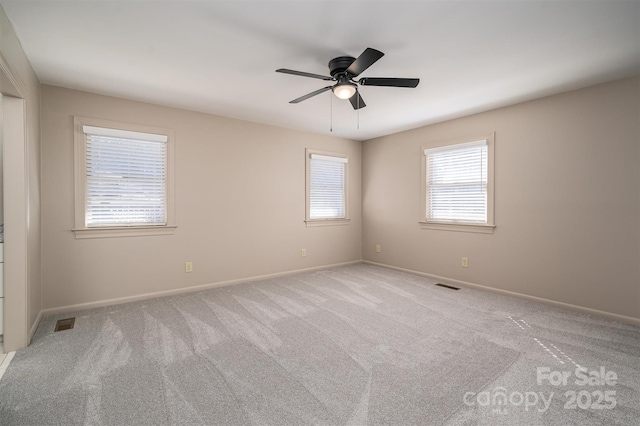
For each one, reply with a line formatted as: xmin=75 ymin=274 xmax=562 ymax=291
xmin=420 ymin=132 xmax=495 ymax=234
xmin=305 ymin=148 xmax=350 ymax=227
xmin=73 ymin=116 xmax=176 ymax=239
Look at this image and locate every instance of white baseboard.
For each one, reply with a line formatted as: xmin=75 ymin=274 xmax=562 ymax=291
xmin=40 ymin=260 xmax=363 ymax=317
xmin=363 ymin=260 xmax=640 ymax=327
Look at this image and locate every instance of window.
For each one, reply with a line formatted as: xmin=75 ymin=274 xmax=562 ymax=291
xmin=73 ymin=117 xmax=176 ymax=238
xmin=420 ymin=133 xmax=495 ymax=233
xmin=305 ymin=149 xmax=350 ymax=226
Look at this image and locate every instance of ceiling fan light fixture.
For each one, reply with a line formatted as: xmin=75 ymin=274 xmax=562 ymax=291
xmin=332 ymin=82 xmax=357 ymax=100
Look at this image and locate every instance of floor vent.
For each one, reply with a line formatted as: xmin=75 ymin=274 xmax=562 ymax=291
xmin=435 ymin=283 xmax=460 ymax=290
xmin=54 ymin=317 xmax=75 ymax=332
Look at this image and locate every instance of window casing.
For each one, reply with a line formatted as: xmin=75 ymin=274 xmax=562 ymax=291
xmin=305 ymin=149 xmax=350 ymax=226
xmin=420 ymin=133 xmax=495 ymax=233
xmin=73 ymin=116 xmax=176 ymax=238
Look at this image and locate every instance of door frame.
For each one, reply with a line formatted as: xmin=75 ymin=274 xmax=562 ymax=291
xmin=0 ymin=52 xmax=29 ymax=352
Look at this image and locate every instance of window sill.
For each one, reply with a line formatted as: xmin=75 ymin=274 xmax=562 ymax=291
xmin=305 ymin=218 xmax=351 ymax=227
xmin=72 ymin=225 xmax=177 ymax=239
xmin=419 ymin=221 xmax=495 ymax=234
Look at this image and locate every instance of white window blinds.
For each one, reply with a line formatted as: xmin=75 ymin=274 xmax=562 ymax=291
xmin=425 ymin=140 xmax=488 ymax=223
xmin=309 ymin=153 xmax=347 ymax=219
xmin=83 ymin=125 xmax=168 ymax=227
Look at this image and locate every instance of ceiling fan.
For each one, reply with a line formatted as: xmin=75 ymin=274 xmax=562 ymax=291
xmin=276 ymin=47 xmax=419 ymax=110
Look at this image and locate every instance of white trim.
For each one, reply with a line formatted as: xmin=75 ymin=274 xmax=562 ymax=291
xmin=2 ymin=97 xmax=30 ymax=352
xmin=82 ymin=125 xmax=168 ymax=143
xmin=419 ymin=221 xmax=495 ymax=234
xmin=363 ymin=261 xmax=640 ymax=327
xmin=0 ymin=351 xmax=15 ymax=369
xmin=424 ymin=139 xmax=486 ymax=155
xmin=73 ymin=225 xmax=177 ymax=239
xmin=0 ymin=351 xmax=16 ymax=382
xmin=39 ymin=261 xmax=363 ymax=317
xmin=305 ymin=218 xmax=351 ymax=227
xmin=0 ymin=51 xmax=26 ymax=98
xmin=309 ymin=153 xmax=348 ymax=163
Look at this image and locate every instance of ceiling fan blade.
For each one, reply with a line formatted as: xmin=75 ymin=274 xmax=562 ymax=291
xmin=345 ymin=48 xmax=384 ymax=77
xmin=359 ymin=78 xmax=420 ymax=88
xmin=289 ymin=86 xmax=333 ymax=103
xmin=276 ymin=68 xmax=333 ymax=80
xmin=348 ymin=91 xmax=366 ymax=110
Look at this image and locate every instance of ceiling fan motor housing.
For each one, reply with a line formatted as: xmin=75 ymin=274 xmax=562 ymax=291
xmin=329 ymin=56 xmax=356 ymax=78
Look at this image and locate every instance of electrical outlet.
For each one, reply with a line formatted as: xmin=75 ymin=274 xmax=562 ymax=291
xmin=461 ymin=257 xmax=468 ymax=268
xmin=185 ymin=261 xmax=193 ymax=273
xmin=375 ymin=244 xmax=381 ymax=253
xmin=301 ymin=248 xmax=307 ymax=257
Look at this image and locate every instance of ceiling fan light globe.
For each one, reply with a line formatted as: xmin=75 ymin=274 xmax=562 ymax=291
xmin=333 ymin=83 xmax=356 ymax=100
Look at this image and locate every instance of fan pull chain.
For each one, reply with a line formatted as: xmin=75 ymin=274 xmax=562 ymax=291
xmin=357 ymin=91 xmax=360 ymax=130
xmin=330 ymin=92 xmax=333 ymax=132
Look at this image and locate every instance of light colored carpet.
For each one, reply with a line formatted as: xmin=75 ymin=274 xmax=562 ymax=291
xmin=0 ymin=264 xmax=638 ymax=425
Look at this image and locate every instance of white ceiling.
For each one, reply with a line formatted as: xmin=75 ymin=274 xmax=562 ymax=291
xmin=1 ymin=1 xmax=639 ymax=141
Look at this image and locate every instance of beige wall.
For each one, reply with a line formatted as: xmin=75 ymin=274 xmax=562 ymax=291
xmin=38 ymin=77 xmax=640 ymax=323
xmin=363 ymin=76 xmax=640 ymax=321
xmin=0 ymin=5 xmax=41 ymax=349
xmin=40 ymin=85 xmax=361 ymax=310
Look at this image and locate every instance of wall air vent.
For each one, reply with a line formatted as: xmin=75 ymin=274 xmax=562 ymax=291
xmin=54 ymin=317 xmax=75 ymax=332
xmin=435 ymin=283 xmax=460 ymax=290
